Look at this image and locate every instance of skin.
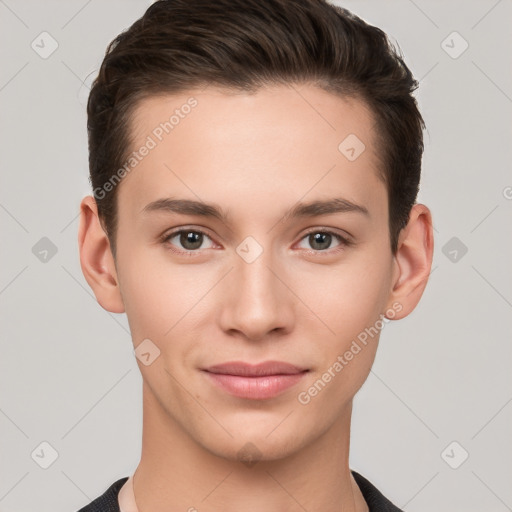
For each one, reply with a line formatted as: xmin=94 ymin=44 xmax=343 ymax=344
xmin=78 ymin=84 xmax=433 ymax=512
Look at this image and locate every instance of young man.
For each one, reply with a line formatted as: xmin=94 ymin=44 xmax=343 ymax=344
xmin=77 ymin=0 xmax=433 ymax=510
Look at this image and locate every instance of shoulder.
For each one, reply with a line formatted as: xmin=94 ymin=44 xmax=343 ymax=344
xmin=76 ymin=477 xmax=128 ymax=512
xmin=351 ymin=470 xmax=404 ymax=512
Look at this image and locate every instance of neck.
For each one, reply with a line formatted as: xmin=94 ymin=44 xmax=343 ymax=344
xmin=132 ymin=382 xmax=367 ymax=512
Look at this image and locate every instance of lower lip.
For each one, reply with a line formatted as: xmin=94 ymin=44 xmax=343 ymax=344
xmin=203 ymin=371 xmax=308 ymax=400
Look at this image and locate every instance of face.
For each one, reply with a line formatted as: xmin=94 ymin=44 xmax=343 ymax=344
xmin=110 ymin=84 xmax=400 ymax=461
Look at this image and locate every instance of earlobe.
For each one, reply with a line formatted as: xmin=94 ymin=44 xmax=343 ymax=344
xmin=78 ymin=195 xmax=125 ymax=314
xmin=385 ymin=203 xmax=434 ymax=320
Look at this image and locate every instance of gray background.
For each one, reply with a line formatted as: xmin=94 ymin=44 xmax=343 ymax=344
xmin=1 ymin=0 xmax=511 ymax=510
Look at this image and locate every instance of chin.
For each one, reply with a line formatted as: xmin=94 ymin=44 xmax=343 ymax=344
xmin=196 ymin=424 xmax=312 ymax=465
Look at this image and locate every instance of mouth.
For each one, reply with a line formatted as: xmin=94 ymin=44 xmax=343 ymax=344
xmin=201 ymin=360 xmax=309 ymax=400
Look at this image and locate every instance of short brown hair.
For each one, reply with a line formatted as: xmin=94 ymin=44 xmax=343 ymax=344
xmin=87 ymin=0 xmax=425 ymax=257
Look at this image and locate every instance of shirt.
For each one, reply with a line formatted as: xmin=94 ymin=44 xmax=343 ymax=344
xmin=76 ymin=470 xmax=404 ymax=511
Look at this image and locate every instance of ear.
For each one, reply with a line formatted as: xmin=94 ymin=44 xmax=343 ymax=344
xmin=385 ymin=203 xmax=434 ymax=320
xmin=78 ymin=195 xmax=125 ymax=313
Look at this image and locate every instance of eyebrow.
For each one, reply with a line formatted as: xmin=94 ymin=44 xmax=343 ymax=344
xmin=141 ymin=197 xmax=369 ymax=223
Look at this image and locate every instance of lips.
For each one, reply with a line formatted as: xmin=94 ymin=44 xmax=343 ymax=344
xmin=202 ymin=361 xmax=309 ymax=400
xmin=204 ymin=360 xmax=308 ymax=377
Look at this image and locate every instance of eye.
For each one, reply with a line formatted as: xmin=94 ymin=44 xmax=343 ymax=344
xmin=160 ymin=227 xmax=353 ymax=256
xmin=296 ymin=229 xmax=352 ymax=253
xmin=161 ymin=228 xmax=215 ymax=254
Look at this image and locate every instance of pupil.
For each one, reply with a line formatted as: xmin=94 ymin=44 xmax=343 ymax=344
xmin=182 ymin=231 xmax=202 ymax=250
xmin=311 ymin=232 xmax=331 ymax=251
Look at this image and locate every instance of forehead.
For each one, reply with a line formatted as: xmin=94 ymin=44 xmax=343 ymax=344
xmin=118 ymin=84 xmax=386 ymax=223
xmin=129 ymin=84 xmax=380 ymax=156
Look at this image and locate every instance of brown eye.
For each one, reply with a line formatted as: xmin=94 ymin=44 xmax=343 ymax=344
xmin=297 ymin=230 xmax=352 ymax=253
xmin=309 ymin=232 xmax=333 ymax=251
xmin=162 ymin=229 xmax=214 ymax=253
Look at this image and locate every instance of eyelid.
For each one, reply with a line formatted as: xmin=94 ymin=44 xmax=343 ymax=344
xmin=295 ymin=227 xmax=354 ymax=253
xmin=160 ymin=226 xmax=353 ymax=254
xmin=300 ymin=226 xmax=353 ymax=243
xmin=160 ymin=226 xmax=216 ymax=252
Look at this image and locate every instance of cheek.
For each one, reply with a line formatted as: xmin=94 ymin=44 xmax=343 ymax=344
xmin=115 ymin=244 xmax=219 ymax=351
xmin=294 ymin=253 xmax=392 ymax=342
xmin=116 ymin=229 xmax=393 ymax=350
xmin=293 ymin=259 xmax=390 ymax=414
xmin=115 ymin=246 xmax=178 ymax=341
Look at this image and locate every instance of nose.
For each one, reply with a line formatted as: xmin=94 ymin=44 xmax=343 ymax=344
xmin=218 ymin=247 xmax=295 ymax=342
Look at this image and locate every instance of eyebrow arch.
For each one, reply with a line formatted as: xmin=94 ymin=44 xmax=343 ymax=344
xmin=140 ymin=196 xmax=369 ymax=223
xmin=141 ymin=198 xmax=229 ymax=222
xmin=283 ymin=197 xmax=369 ymax=221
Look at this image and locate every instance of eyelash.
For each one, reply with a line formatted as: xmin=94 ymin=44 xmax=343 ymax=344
xmin=160 ymin=227 xmax=353 ymax=256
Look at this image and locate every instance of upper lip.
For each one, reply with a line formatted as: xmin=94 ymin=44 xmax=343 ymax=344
xmin=203 ymin=361 xmax=308 ymax=377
